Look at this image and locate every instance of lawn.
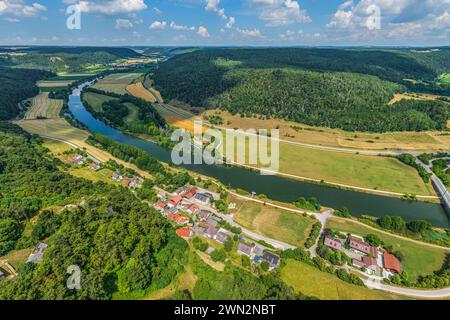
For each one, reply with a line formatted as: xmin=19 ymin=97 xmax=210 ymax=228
xmin=439 ymin=73 xmax=450 ymax=84
xmin=124 ymin=103 xmax=140 ymax=124
xmin=232 ymin=196 xmax=315 ymax=247
xmin=326 ymin=217 xmax=449 ymax=280
xmin=281 ymin=259 xmax=408 ymax=300
xmin=82 ymin=92 xmax=118 ymax=112
xmin=277 ymin=143 xmax=434 ymax=196
xmin=0 ymin=248 xmax=33 ymax=270
xmin=226 ymin=134 xmax=434 ymax=196
xmin=24 ymin=93 xmax=63 ymax=120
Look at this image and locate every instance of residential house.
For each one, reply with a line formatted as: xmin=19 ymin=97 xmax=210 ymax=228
xmin=324 ymin=236 xmax=343 ymax=250
xmin=168 ymin=195 xmax=183 ymax=208
xmin=349 ymin=236 xmax=378 ymax=257
xmin=198 ymin=210 xmax=212 ymax=221
xmin=353 ymin=256 xmax=381 ymax=274
xmin=89 ymin=162 xmax=101 ymax=171
xmin=205 ymin=225 xmax=218 ymax=239
xmin=27 ymin=243 xmax=48 ymax=264
xmin=194 ymin=193 xmax=211 ymax=205
xmin=383 ymin=252 xmax=401 ymax=274
xmin=176 ymin=228 xmax=193 ymax=239
xmin=183 ymin=187 xmax=198 ymax=199
xmin=237 ymin=241 xmax=253 ymax=256
xmin=129 ymin=177 xmax=144 ymax=189
xmin=186 ymin=203 xmax=199 ymax=215
xmin=167 ymin=213 xmax=189 ymax=225
xmin=122 ymin=178 xmax=131 ymax=187
xmin=174 ymin=187 xmax=185 ymax=196
xmin=112 ymin=173 xmax=122 ymax=181
xmin=216 ymin=231 xmax=229 ymax=244
xmin=205 ymin=218 xmax=219 ymax=229
xmin=262 ymin=252 xmax=280 ymax=269
xmin=156 ymin=201 xmax=167 ymax=212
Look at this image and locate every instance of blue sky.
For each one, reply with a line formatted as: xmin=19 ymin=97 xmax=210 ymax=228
xmin=0 ymin=0 xmax=448 ymax=46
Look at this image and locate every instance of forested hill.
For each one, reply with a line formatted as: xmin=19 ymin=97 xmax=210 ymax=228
xmin=153 ymin=48 xmax=450 ymax=132
xmin=19 ymin=46 xmax=142 ymax=59
xmin=0 ymin=67 xmax=53 ymax=120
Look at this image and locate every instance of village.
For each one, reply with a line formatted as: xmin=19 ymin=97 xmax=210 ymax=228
xmin=154 ymin=185 xmax=281 ymax=271
xmin=323 ymin=232 xmax=401 ymax=279
xmin=64 ymin=151 xmax=281 ymax=271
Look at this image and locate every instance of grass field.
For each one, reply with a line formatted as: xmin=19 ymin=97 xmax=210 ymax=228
xmin=0 ymin=248 xmax=33 ymax=270
xmin=82 ymin=92 xmax=118 ymax=112
xmin=439 ymin=73 xmax=450 ymax=84
xmin=231 ymin=195 xmax=315 ymax=247
xmin=24 ymin=93 xmax=63 ymax=120
xmin=282 ymin=259 xmax=408 ymax=300
xmin=202 ymin=109 xmax=449 ymax=152
xmin=124 ymin=102 xmax=140 ymax=124
xmin=326 ymin=217 xmax=449 ymax=280
xmin=37 ymin=80 xmax=74 ymax=88
xmin=277 ymin=143 xmax=434 ymax=196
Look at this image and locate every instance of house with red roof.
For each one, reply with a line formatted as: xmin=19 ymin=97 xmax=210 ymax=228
xmin=177 ymin=228 xmax=193 ymax=238
xmin=183 ymin=187 xmax=198 ymax=199
xmin=167 ymin=213 xmax=190 ymax=225
xmin=156 ymin=201 xmax=167 ymax=211
xmin=168 ymin=195 xmax=183 ymax=208
xmin=186 ymin=203 xmax=199 ymax=215
xmin=122 ymin=178 xmax=131 ymax=187
xmin=383 ymin=252 xmax=401 ymax=273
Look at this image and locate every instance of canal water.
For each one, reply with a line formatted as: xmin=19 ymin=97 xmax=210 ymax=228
xmin=68 ymin=83 xmax=450 ymax=228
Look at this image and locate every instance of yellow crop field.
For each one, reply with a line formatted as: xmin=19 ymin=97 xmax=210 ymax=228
xmin=202 ymin=109 xmax=449 ymax=151
xmin=126 ymin=82 xmax=157 ymax=103
xmin=24 ymin=93 xmax=63 ymax=120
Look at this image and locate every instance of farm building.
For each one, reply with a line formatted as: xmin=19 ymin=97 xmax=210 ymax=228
xmin=324 ymin=236 xmax=343 ymax=250
xmin=383 ymin=252 xmax=401 ymax=273
xmin=349 ymin=236 xmax=378 ymax=257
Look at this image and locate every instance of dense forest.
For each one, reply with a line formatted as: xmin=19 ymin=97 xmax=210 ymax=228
xmin=153 ymin=48 xmax=450 ymax=132
xmin=0 ymin=67 xmax=53 ymax=120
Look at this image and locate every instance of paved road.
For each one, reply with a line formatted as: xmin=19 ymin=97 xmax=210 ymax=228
xmin=364 ymin=278 xmax=450 ymax=299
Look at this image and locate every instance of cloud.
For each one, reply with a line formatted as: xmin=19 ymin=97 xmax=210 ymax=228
xmin=325 ymin=0 xmax=450 ymax=43
xmin=236 ymin=27 xmax=262 ymax=37
xmin=197 ymin=26 xmax=210 ymax=37
xmin=0 ymin=0 xmax=46 ymax=17
xmin=250 ymin=0 xmax=311 ymax=27
xmin=63 ymin=0 xmax=147 ymax=15
xmin=115 ymin=18 xmax=133 ymax=29
xmin=149 ymin=20 xmax=167 ymax=30
xmin=170 ymin=21 xmax=195 ymax=31
xmin=225 ymin=16 xmax=235 ymax=29
xmin=205 ymin=0 xmax=227 ymax=19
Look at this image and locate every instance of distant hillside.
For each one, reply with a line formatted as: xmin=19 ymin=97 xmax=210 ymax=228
xmin=153 ymin=48 xmax=450 ymax=132
xmin=0 ymin=67 xmax=53 ymax=120
xmin=23 ymin=46 xmax=142 ymax=58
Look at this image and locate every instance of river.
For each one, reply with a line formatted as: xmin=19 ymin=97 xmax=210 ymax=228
xmin=68 ymin=82 xmax=450 ymax=228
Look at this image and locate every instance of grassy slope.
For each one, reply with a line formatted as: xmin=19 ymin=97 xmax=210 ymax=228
xmin=439 ymin=73 xmax=450 ymax=84
xmin=82 ymin=92 xmax=118 ymax=112
xmin=232 ymin=196 xmax=315 ymax=247
xmin=326 ymin=217 xmax=448 ymax=280
xmin=282 ymin=259 xmax=408 ymax=300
